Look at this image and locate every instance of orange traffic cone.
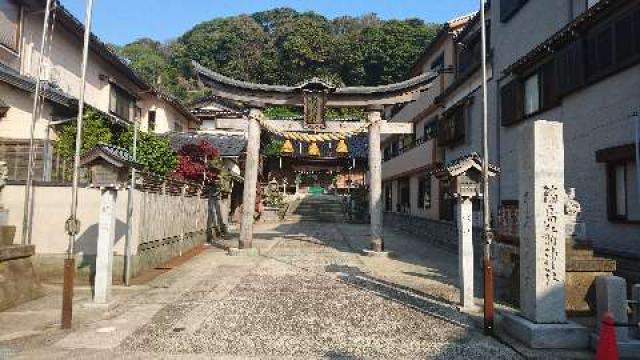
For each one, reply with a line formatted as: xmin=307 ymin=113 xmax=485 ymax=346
xmin=595 ymin=312 xmax=619 ymax=360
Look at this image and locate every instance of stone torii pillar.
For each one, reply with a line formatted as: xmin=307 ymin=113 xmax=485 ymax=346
xmin=238 ymin=108 xmax=262 ymax=250
xmin=367 ymin=109 xmax=384 ymax=253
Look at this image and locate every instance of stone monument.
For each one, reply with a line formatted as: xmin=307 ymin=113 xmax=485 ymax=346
xmin=499 ymin=120 xmax=589 ymax=349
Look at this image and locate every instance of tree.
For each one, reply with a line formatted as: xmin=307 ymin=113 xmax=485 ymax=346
xmin=172 ymin=141 xmax=220 ymax=187
xmin=118 ymin=129 xmax=177 ymax=176
xmin=55 ymin=108 xmax=114 ymax=162
xmin=119 ymin=8 xmax=441 ymax=100
xmin=116 ymin=38 xmax=170 ymax=86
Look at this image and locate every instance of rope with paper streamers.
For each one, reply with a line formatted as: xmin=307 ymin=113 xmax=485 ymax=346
xmin=252 ymin=114 xmax=373 ymax=142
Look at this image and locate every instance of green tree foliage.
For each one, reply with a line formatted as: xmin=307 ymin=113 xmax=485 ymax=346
xmin=118 ymin=8 xmax=440 ymax=101
xmin=118 ymin=129 xmax=177 ymax=176
xmin=55 ymin=108 xmax=114 ymax=161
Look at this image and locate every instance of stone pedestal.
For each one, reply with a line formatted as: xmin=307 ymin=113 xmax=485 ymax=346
xmin=457 ymin=198 xmax=475 ymax=310
xmin=499 ymin=120 xmax=589 ymax=349
xmin=0 ymin=244 xmax=43 ymax=311
xmin=94 ymin=189 xmax=117 ymax=304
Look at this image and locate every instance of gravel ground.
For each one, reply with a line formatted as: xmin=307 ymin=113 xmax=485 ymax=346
xmin=2 ymin=220 xmax=527 ymax=359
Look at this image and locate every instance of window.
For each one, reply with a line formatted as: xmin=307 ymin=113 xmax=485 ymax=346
xmin=398 ymin=177 xmax=410 ymax=213
xmin=523 ymin=73 xmax=540 ymax=116
xmin=384 ymin=184 xmax=392 ymax=212
xmin=109 ymin=84 xmax=135 ymax=121
xmin=458 ymin=33 xmax=482 ymax=77
xmin=174 ymin=122 xmax=184 ymax=132
xmin=501 ymin=0 xmax=528 ymax=22
xmin=417 ymin=176 xmax=432 ymax=209
xmin=430 ymin=53 xmax=445 ymax=72
xmin=608 ymin=161 xmax=639 ymax=222
xmin=423 ymin=120 xmax=438 ymax=142
xmin=147 ymin=110 xmax=156 ymax=132
xmin=0 ymin=0 xmax=21 ymax=52
xmin=438 ymin=103 xmax=466 ymax=147
xmin=439 ymin=181 xmax=455 ymax=221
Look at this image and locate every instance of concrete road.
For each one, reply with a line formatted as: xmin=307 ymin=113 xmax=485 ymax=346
xmin=0 ymin=221 xmax=524 ymax=359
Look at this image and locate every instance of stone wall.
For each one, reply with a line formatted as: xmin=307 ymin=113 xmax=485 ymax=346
xmin=383 ymin=212 xmax=483 ymax=253
xmin=0 ymin=245 xmax=43 ymax=311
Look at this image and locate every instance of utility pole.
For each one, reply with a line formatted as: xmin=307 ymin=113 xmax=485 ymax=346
xmin=22 ymin=0 xmax=54 ymax=245
xmin=62 ymin=0 xmax=94 ymax=329
xmin=480 ymin=0 xmax=495 ymax=336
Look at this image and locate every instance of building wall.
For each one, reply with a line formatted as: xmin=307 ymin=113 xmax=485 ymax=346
xmin=1 ymin=3 xmax=192 ymax=142
xmin=140 ymin=97 xmax=192 ymax=134
xmin=490 ymin=0 xmax=639 ymax=257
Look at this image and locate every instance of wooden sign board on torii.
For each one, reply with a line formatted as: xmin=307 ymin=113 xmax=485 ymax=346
xmin=193 ymin=61 xmax=438 ymax=254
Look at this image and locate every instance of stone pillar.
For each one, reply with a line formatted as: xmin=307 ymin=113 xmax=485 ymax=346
xmin=596 ymin=275 xmax=629 ymax=340
xmin=239 ymin=108 xmax=262 ymax=249
xmin=457 ymin=197 xmax=475 ymax=309
xmin=94 ymin=188 xmax=117 ymax=304
xmin=519 ymin=120 xmax=566 ymax=324
xmin=367 ymin=110 xmax=384 ymax=252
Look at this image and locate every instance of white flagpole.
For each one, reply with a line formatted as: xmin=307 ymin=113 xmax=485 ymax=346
xmin=22 ymin=0 xmax=54 ymax=245
xmin=62 ymin=0 xmax=95 ymax=329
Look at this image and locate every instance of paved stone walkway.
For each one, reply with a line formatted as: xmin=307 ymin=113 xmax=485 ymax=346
xmin=0 ymin=221 xmax=524 ymax=359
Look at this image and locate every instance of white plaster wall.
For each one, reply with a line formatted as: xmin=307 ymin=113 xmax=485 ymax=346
xmin=0 ymin=82 xmax=57 ymax=140
xmin=4 ymin=185 xmax=131 ymax=256
xmin=381 ymin=140 xmax=436 ymax=181
xmin=140 ymin=97 xmax=191 ymax=134
xmin=2 ymin=7 xmax=192 ymax=140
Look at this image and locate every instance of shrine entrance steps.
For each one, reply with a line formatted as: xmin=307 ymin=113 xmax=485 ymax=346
xmin=287 ymin=194 xmax=345 ymax=223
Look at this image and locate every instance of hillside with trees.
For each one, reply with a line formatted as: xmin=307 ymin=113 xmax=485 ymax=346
xmin=114 ymin=8 xmax=441 ymax=102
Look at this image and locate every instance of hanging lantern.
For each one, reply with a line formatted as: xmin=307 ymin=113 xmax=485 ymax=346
xmin=336 ymin=139 xmax=349 ymax=156
xmin=308 ymin=142 xmax=320 ymax=157
xmin=281 ymin=139 xmax=294 ymax=155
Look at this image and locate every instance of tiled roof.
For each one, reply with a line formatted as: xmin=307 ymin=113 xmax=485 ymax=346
xmin=0 ymin=63 xmax=76 ymax=108
xmin=169 ymin=132 xmax=248 ymax=157
xmin=80 ymin=143 xmax=142 ymax=169
xmin=431 ymin=152 xmax=500 ymax=179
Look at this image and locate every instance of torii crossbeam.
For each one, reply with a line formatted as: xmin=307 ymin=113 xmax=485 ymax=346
xmin=194 ymin=62 xmax=438 ymax=253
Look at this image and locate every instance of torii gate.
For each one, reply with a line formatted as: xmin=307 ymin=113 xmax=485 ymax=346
xmin=194 ymin=62 xmax=438 ymax=253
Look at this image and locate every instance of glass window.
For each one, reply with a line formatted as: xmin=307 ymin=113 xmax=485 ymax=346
xmin=524 ymin=73 xmax=540 ymax=116
xmin=0 ymin=0 xmax=20 ymax=52
xmin=418 ymin=176 xmax=432 ymax=209
xmin=109 ymin=84 xmax=135 ymax=121
xmin=147 ymin=110 xmax=156 ymax=132
xmin=611 ymin=161 xmax=640 ymax=221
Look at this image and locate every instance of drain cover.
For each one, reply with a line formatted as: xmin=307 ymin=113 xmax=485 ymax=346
xmin=173 ymin=327 xmax=186 ymax=333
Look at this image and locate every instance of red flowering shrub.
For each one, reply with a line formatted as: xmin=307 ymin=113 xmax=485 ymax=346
xmin=173 ymin=141 xmax=220 ymax=186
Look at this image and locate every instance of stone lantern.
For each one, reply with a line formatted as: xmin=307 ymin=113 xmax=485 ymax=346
xmin=80 ymin=144 xmax=140 ymax=304
xmin=433 ymin=153 xmax=500 ymax=310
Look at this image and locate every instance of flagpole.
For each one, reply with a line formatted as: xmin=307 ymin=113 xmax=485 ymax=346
xmin=62 ymin=0 xmax=94 ymax=329
xmin=22 ymin=0 xmax=54 ymax=245
xmin=480 ymin=0 xmax=495 ymax=336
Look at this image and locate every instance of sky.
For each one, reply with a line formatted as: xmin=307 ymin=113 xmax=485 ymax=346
xmin=59 ymin=0 xmax=480 ymax=46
